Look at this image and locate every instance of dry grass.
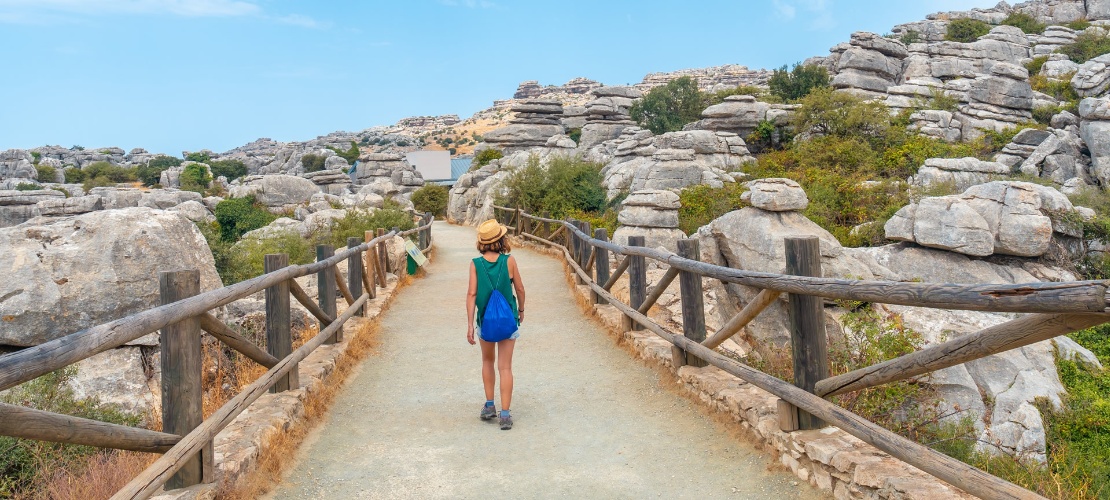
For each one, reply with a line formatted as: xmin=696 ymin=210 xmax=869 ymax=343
xmin=29 ymin=451 xmax=157 ymax=500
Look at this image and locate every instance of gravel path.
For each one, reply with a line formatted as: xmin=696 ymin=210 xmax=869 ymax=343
xmin=268 ymin=221 xmax=823 ymax=499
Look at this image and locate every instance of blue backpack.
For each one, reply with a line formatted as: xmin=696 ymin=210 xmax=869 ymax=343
xmin=479 ymin=259 xmax=517 ymax=342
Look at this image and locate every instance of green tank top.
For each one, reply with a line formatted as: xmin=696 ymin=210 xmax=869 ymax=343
xmin=473 ymin=254 xmax=518 ymax=327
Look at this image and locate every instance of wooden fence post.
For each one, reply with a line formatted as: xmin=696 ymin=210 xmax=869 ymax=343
xmin=677 ymin=239 xmax=708 ymax=368
xmin=593 ymin=228 xmax=609 ymax=305
xmin=377 ymin=228 xmax=388 ymax=276
xmin=347 ymin=237 xmax=364 ymax=316
xmin=514 ymin=208 xmax=523 ymax=235
xmin=364 ymin=231 xmax=377 ymax=299
xmin=265 ymin=255 xmax=297 ymax=393
xmin=159 ymin=270 xmax=209 ymax=488
xmin=317 ymin=245 xmax=339 ymax=344
xmin=785 ymin=236 xmax=828 ymax=430
xmin=625 ymin=236 xmax=647 ymax=332
xmin=542 ymin=212 xmax=550 ymax=239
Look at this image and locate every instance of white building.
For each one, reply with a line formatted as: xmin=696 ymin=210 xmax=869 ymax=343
xmin=405 ymin=150 xmax=451 ymax=182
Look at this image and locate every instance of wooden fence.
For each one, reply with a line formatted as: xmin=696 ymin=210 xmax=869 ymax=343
xmin=0 ymin=213 xmax=434 ymax=499
xmin=493 ymin=204 xmax=1110 ymax=500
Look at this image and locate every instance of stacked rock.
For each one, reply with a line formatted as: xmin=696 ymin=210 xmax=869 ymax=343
xmin=353 ymin=152 xmax=424 ymax=194
xmin=612 ymin=190 xmax=685 ymax=252
xmin=688 ymin=95 xmax=797 ymax=140
xmin=994 ymin=128 xmax=1091 ymax=187
xmin=302 ymin=169 xmax=353 ymax=196
xmin=958 ymin=62 xmax=1034 ymax=139
xmin=828 ymin=32 xmax=910 ymax=97
xmin=0 ymin=189 xmax=64 ymax=227
xmin=900 ymin=25 xmax=1031 ymax=82
xmin=599 ymin=130 xmax=753 ymax=200
xmin=1071 ymin=53 xmax=1110 ymax=97
xmin=561 ymin=105 xmax=588 ymax=130
xmin=1080 ymin=97 xmax=1110 ymax=186
xmin=0 ymin=150 xmax=36 ymax=186
xmin=910 ymin=157 xmax=1011 ymax=191
xmin=481 ymin=99 xmax=565 ymax=152
xmin=741 ymin=178 xmax=809 ymax=212
xmin=37 ymin=196 xmax=104 ymax=217
xmin=1031 ymin=25 xmax=1079 ymax=55
xmin=579 ymin=86 xmax=642 ymax=148
xmin=885 ymin=181 xmax=1084 ymax=258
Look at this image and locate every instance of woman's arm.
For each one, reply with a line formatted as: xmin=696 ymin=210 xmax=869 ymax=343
xmin=466 ymin=261 xmax=477 ymax=345
xmin=508 ymin=255 xmax=526 ymax=323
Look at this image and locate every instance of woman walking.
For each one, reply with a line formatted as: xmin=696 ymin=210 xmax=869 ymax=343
xmin=466 ymin=219 xmax=526 ymax=430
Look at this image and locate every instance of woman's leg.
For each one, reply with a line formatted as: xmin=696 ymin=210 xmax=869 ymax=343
xmin=497 ymin=339 xmax=516 ymax=410
xmin=479 ymin=339 xmax=496 ymax=402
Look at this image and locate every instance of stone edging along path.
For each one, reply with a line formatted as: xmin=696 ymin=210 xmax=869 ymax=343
xmin=149 ymin=273 xmax=409 ymax=500
xmin=527 ymin=239 xmax=977 ymax=500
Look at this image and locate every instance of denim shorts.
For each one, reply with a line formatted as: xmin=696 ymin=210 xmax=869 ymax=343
xmin=477 ymin=325 xmax=520 ymax=342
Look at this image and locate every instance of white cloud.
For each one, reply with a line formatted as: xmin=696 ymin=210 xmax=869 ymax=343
xmin=772 ymin=0 xmax=796 ymax=20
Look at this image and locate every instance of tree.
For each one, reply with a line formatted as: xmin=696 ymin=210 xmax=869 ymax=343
xmin=301 ymin=154 xmax=327 ymax=172
xmin=793 ymin=87 xmax=890 ymax=139
xmin=138 ymin=155 xmax=182 ymax=186
xmin=411 ymin=184 xmax=450 ymax=217
xmin=945 ymin=18 xmax=991 ymax=43
xmin=180 ymin=163 xmax=212 ymax=194
xmin=630 ymin=76 xmax=706 ymax=134
xmin=208 ymin=159 xmax=248 ymax=182
xmin=768 ymin=63 xmax=830 ymax=102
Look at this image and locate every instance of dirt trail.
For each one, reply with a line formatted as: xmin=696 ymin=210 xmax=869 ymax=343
xmin=268 ymin=221 xmax=823 ymax=499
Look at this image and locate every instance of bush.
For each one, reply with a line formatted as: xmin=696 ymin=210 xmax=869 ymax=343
xmin=14 ymin=183 xmax=41 ymax=191
xmin=213 ymin=196 xmax=277 ymax=242
xmin=629 ymin=76 xmax=706 ymax=134
xmin=410 ymin=184 xmax=449 ymax=217
xmin=1002 ymin=12 xmax=1046 ymax=34
xmin=567 ymin=127 xmax=582 ymax=144
xmin=184 ymin=151 xmax=211 ymax=163
xmin=899 ymin=30 xmax=921 ymax=45
xmin=0 ymin=367 xmax=140 ymax=497
xmin=705 ymin=85 xmax=770 ymax=106
xmin=63 ymin=167 xmax=85 ymax=184
xmin=471 ymin=148 xmax=504 ymax=170
xmin=29 ymin=151 xmax=41 ymax=164
xmin=498 ymin=155 xmax=607 ymax=217
xmin=179 ymin=163 xmax=212 ymax=194
xmin=1058 ymin=31 xmax=1110 ymax=63
xmin=677 ymin=182 xmax=748 ymax=234
xmin=768 ymin=63 xmax=830 ymax=102
xmin=81 ymin=162 xmax=137 ymax=191
xmin=1025 ymin=55 xmax=1049 ymax=76
xmin=35 ymin=164 xmax=56 ymax=183
xmin=209 ymin=228 xmax=315 ymax=285
xmin=208 ymin=158 xmax=248 ymax=182
xmin=915 ymin=86 xmax=959 ymax=112
xmin=137 ymin=155 xmax=181 ymax=187
xmin=793 ymin=87 xmax=891 ymax=139
xmin=325 ymin=205 xmax=415 ymax=249
xmin=945 ymin=18 xmax=992 ymax=42
xmin=327 ymin=141 xmax=360 ymax=164
xmin=1066 ymin=19 xmax=1091 ymax=31
xmin=300 ymin=154 xmax=327 ymax=173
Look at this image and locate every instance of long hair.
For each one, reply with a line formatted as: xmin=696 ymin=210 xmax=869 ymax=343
xmin=477 ymin=235 xmax=511 ymax=254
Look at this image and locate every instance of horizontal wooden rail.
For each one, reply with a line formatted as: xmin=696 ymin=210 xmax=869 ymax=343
xmin=536 ymin=232 xmax=1042 ymax=500
xmin=0 ymin=402 xmax=182 ymax=454
xmin=555 ymin=220 xmax=1108 ymax=314
xmin=0 ymin=223 xmax=430 ymax=392
xmin=815 ymin=312 xmax=1110 ymax=397
xmin=113 ymin=291 xmax=371 ymax=500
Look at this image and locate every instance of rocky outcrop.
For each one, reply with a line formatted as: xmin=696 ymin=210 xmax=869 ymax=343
xmin=0 ymin=149 xmax=37 ymax=182
xmin=830 ymin=32 xmax=910 ymax=96
xmin=688 ymin=95 xmax=797 ymax=141
xmin=353 ymin=153 xmax=424 ymax=200
xmin=910 ymin=157 xmax=1011 ymax=191
xmin=994 ymin=128 xmax=1092 ymax=188
xmin=886 ymin=181 xmax=1082 ymax=257
xmin=612 ymin=190 xmax=685 ymax=251
xmin=481 ymin=99 xmax=566 ymax=152
xmin=741 ymin=178 xmax=808 ymax=212
xmin=302 ymin=168 xmax=353 ymax=196
xmin=513 ymin=77 xmax=602 ymax=99
xmin=636 ymin=64 xmax=773 ymax=93
xmin=598 ymin=130 xmax=751 ymax=198
xmin=0 ymin=189 xmax=65 ymax=227
xmin=36 ymin=195 xmax=104 ymax=217
xmin=958 ymin=62 xmax=1034 ymax=138
xmin=0 ymin=207 xmax=222 ymax=347
xmin=579 ymin=86 xmax=642 ymax=148
xmin=1080 ymin=97 xmax=1110 ymax=185
xmin=229 ymin=174 xmax=321 ymax=211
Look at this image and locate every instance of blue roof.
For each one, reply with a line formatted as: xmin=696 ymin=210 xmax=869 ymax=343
xmin=450 ymin=157 xmax=473 ymax=180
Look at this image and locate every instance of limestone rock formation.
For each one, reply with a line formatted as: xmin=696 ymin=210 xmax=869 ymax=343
xmin=0 ymin=207 xmax=222 ymax=347
xmin=302 ymin=168 xmax=353 ymax=196
xmin=598 ymin=130 xmax=752 ymax=198
xmin=0 ymin=149 xmax=36 ymax=182
xmin=0 ymin=189 xmax=65 ymax=227
xmin=1071 ymin=53 xmax=1110 ymax=98
xmin=1080 ymin=97 xmax=1110 ymax=186
xmin=482 ymin=99 xmax=566 ymax=152
xmin=579 ymin=86 xmax=642 ymax=148
xmin=36 ymin=195 xmax=104 ymax=217
xmin=830 ymin=32 xmax=910 ymax=96
xmin=613 ymin=190 xmax=685 ymax=251
xmin=910 ymin=157 xmax=1011 ymax=191
xmin=688 ymin=95 xmax=797 ymax=141
xmin=741 ymin=178 xmax=808 ymax=212
xmin=229 ymin=174 xmax=322 ymax=211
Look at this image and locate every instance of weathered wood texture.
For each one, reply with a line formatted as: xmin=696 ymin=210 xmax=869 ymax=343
xmin=677 ymin=239 xmax=708 ymax=368
xmin=785 ymin=237 xmax=828 ymax=430
xmin=265 ymin=254 xmax=296 ymax=393
xmin=198 ymin=313 xmax=278 ymax=369
xmin=625 ymin=236 xmax=647 ymax=332
xmin=377 ymin=228 xmax=388 ymax=276
xmin=638 ymin=267 xmax=680 ymax=315
xmin=815 ymin=312 xmax=1110 ymax=398
xmin=159 ymin=271 xmax=207 ymax=489
xmin=603 ymin=257 xmax=630 ymax=292
xmin=593 ymin=228 xmax=609 ymax=305
xmin=113 ymin=292 xmax=371 ymax=500
xmin=544 ymin=236 xmax=1043 ymax=500
xmin=364 ymin=231 xmax=377 ymax=299
xmin=0 ymin=402 xmax=181 ymax=453
xmin=702 ymin=289 xmax=780 ymax=350
xmin=317 ymin=245 xmax=339 ymax=344
xmin=334 ymin=267 xmax=356 ymax=306
xmin=289 ymin=280 xmax=334 ymax=327
xmin=347 ymin=236 xmax=364 ymax=315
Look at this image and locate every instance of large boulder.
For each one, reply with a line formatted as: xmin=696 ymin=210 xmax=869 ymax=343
xmin=0 ymin=207 xmax=222 ymax=346
xmin=229 ymin=174 xmax=321 ymax=211
xmin=0 ymin=149 xmax=36 ymax=181
xmin=1071 ymin=53 xmax=1110 ymax=97
xmin=1080 ymin=97 xmax=1110 ymax=185
xmin=613 ymin=189 xmax=684 ymax=251
xmin=909 ymin=157 xmax=1011 ymax=191
xmin=741 ymin=178 xmax=808 ymax=212
xmin=0 ymin=189 xmax=65 ymax=228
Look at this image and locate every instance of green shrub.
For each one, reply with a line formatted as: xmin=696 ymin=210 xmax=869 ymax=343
xmin=29 ymin=151 xmax=41 ymax=164
xmin=1025 ymin=55 xmax=1050 ymax=76
xmin=1058 ymin=31 xmax=1110 ymax=63
xmin=137 ymin=155 xmax=182 ymax=187
xmin=1031 ymin=73 xmax=1081 ymax=104
xmin=325 ymin=205 xmax=415 ymax=249
xmin=630 ymin=76 xmax=707 ymax=134
xmin=14 ymin=183 xmax=41 ymax=191
xmin=945 ymin=18 xmax=992 ymax=42
xmin=746 ymin=119 xmax=782 ymax=153
xmin=0 ymin=367 xmax=140 ymax=497
xmin=567 ymin=127 xmax=582 ymax=144
xmin=914 ymin=86 xmax=959 ymax=112
xmin=899 ymin=30 xmax=921 ymax=45
xmin=1066 ymin=19 xmax=1091 ymax=31
xmin=180 ymin=163 xmax=212 ymax=194
xmin=498 ymin=155 xmax=607 ymax=217
xmin=677 ymin=182 xmax=748 ymax=234
xmin=327 ymin=141 xmax=360 ymax=164
xmin=300 ymin=154 xmax=327 ymax=173
xmin=1002 ymin=12 xmax=1047 ymax=34
xmin=768 ymin=63 xmax=830 ymax=102
xmin=471 ymin=148 xmax=504 ymax=170
xmin=410 ymin=184 xmax=449 ymax=217
xmin=208 ymin=158 xmax=248 ymax=182
xmin=213 ymin=196 xmax=277 ymax=242
xmin=34 ymin=164 xmax=56 ymax=183
xmin=793 ymin=87 xmax=891 ymax=139
xmin=218 ymin=229 xmax=315 ymax=284
xmin=705 ymin=85 xmax=771 ymax=106
xmin=184 ymin=151 xmax=211 ymax=163
xmin=80 ymin=161 xmax=137 ymax=191
xmin=63 ymin=167 xmax=85 ymax=184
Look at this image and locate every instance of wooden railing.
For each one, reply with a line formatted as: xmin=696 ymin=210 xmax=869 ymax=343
xmin=0 ymin=213 xmax=435 ymax=499
xmin=493 ymin=204 xmax=1110 ymax=500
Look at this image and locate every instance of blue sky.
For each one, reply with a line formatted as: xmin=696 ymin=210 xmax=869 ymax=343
xmin=0 ymin=0 xmax=999 ymax=155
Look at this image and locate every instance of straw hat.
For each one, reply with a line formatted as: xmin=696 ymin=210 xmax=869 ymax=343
xmin=477 ymin=219 xmax=508 ymax=244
